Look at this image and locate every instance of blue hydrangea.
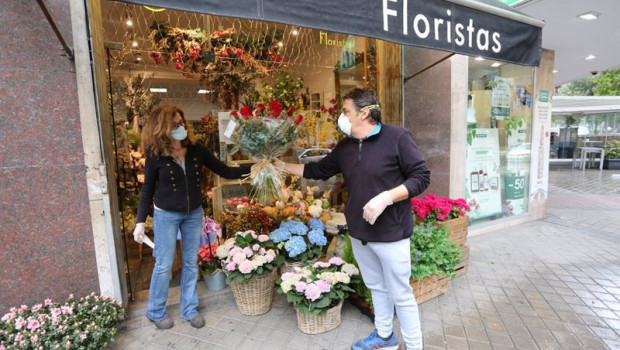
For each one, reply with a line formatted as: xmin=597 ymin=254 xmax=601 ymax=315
xmin=284 ymin=235 xmax=307 ymax=258
xmin=280 ymin=221 xmax=309 ymax=236
xmin=269 ymin=228 xmax=292 ymax=243
xmin=308 ymin=229 xmax=328 ymax=247
xmin=308 ymin=219 xmax=325 ymax=232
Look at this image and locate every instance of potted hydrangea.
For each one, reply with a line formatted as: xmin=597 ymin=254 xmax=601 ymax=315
xmin=216 ymin=230 xmax=284 ymax=315
xmin=269 ymin=219 xmax=329 ymax=274
xmin=277 ymin=257 xmax=360 ymax=334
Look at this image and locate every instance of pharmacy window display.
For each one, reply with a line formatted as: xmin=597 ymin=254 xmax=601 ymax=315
xmin=465 ymin=57 xmax=534 ymax=223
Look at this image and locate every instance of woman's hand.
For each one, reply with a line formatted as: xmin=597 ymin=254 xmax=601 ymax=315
xmin=133 ymin=223 xmax=146 ymax=243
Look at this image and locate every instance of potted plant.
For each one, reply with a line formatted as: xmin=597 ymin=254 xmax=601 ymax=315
xmin=0 ymin=293 xmax=124 ymax=350
xmin=216 ymin=231 xmax=284 ymax=315
xmin=410 ymin=223 xmax=462 ymax=303
xmin=269 ymin=219 xmax=329 ymax=274
xmin=198 ymin=242 xmax=226 ymax=291
xmin=411 ymin=194 xmax=471 ymax=246
xmin=603 ymin=140 xmax=620 ymax=170
xmin=277 ymin=257 xmax=360 ymax=334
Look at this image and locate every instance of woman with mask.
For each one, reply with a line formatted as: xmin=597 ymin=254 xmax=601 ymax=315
xmin=133 ymin=105 xmax=252 ymax=330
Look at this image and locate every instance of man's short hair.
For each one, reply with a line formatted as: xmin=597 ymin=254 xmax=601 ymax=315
xmin=343 ymin=88 xmax=382 ymax=124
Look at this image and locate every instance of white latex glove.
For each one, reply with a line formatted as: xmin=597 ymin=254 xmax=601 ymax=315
xmin=272 ymin=158 xmax=286 ymax=171
xmin=362 ymin=191 xmax=393 ymax=225
xmin=133 ymin=223 xmax=146 ymax=243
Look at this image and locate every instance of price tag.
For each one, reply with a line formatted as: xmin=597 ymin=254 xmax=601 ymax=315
xmin=224 ymin=120 xmax=237 ymax=139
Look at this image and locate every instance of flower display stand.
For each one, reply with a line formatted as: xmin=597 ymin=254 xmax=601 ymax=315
xmin=439 ymin=215 xmax=469 ymax=277
xmin=229 ymin=269 xmax=278 ymax=315
xmin=410 ymin=273 xmax=450 ymax=304
xmin=296 ymin=300 xmax=344 ymax=334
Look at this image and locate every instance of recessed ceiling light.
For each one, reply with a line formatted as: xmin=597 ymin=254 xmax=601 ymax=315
xmin=291 ymin=29 xmax=299 ymax=36
xmin=585 ymin=54 xmax=596 ymax=60
xmin=475 ymin=57 xmax=484 ymax=61
xmin=491 ymin=62 xmax=502 ymax=67
xmin=149 ymin=88 xmax=167 ymax=93
xmin=278 ymin=41 xmax=284 ymax=47
xmin=553 ymin=70 xmax=559 ymax=73
xmin=126 ymin=19 xmax=133 ymax=26
xmin=578 ymin=11 xmax=601 ymax=20
xmin=132 ymin=41 xmax=138 ymax=47
xmin=197 ymin=89 xmax=212 ymax=94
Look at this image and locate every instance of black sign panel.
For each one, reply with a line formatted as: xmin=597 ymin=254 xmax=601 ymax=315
xmin=111 ymin=0 xmax=542 ymax=65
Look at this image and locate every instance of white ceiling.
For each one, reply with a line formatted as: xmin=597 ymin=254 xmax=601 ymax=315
xmin=513 ymin=0 xmax=620 ymax=87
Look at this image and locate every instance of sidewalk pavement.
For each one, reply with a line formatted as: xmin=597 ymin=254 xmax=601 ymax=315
xmin=110 ymin=168 xmax=620 ymax=350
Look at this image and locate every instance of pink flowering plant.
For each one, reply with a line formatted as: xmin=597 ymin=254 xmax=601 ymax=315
xmin=0 ymin=293 xmax=124 ymax=350
xmin=216 ymin=230 xmax=284 ymax=284
xmin=411 ymin=193 xmax=471 ymax=223
xmin=277 ymin=257 xmax=360 ymax=315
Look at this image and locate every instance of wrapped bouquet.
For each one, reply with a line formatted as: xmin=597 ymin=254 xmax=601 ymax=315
xmin=230 ymin=100 xmax=303 ymax=204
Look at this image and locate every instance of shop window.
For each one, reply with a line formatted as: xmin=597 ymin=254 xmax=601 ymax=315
xmin=465 ymin=58 xmax=534 ymax=223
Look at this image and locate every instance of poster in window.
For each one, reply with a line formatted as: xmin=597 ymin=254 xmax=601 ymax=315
xmin=465 ymin=128 xmax=502 ymax=220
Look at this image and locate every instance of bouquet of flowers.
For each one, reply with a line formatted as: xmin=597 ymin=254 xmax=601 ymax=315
xmin=216 ymin=230 xmax=284 ymax=283
xmin=411 ymin=194 xmax=471 ymax=223
xmin=198 ymin=242 xmax=221 ymax=274
xmin=0 ymin=293 xmax=124 ymax=350
xmin=277 ymin=257 xmax=360 ymax=315
xmin=269 ymin=219 xmax=328 ymax=263
xmin=230 ymin=100 xmax=304 ymax=204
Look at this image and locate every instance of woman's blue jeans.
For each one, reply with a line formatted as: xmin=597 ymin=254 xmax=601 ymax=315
xmin=146 ymin=206 xmax=202 ymax=321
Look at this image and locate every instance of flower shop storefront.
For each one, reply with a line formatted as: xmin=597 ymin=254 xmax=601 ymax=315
xmin=85 ymin=0 xmax=548 ymax=314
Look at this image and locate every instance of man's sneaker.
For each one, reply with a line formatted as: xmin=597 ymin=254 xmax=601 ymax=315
xmin=147 ymin=316 xmax=174 ymax=329
xmin=351 ymin=329 xmax=398 ymax=350
xmin=188 ymin=314 xmax=205 ymax=328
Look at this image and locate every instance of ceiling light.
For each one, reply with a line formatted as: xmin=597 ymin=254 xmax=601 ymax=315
xmin=291 ymin=29 xmax=299 ymax=36
xmin=475 ymin=57 xmax=484 ymax=61
xmin=278 ymin=41 xmax=284 ymax=47
xmin=491 ymin=62 xmax=502 ymax=67
xmin=135 ymin=57 xmax=142 ymax=62
xmin=132 ymin=41 xmax=138 ymax=47
xmin=126 ymin=19 xmax=133 ymax=26
xmin=149 ymin=88 xmax=167 ymax=93
xmin=585 ymin=54 xmax=596 ymax=60
xmin=578 ymin=11 xmax=600 ymax=20
xmin=197 ymin=89 xmax=212 ymax=94
xmin=553 ymin=69 xmax=558 ymax=73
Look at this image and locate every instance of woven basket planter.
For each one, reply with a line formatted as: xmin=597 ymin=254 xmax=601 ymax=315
xmin=410 ymin=273 xmax=449 ymax=304
xmin=229 ymin=269 xmax=278 ymax=315
xmin=280 ymin=259 xmax=318 ymax=275
xmin=440 ymin=215 xmax=468 ymax=246
xmin=296 ymin=299 xmax=343 ymax=334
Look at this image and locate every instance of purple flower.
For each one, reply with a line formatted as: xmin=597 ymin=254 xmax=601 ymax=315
xmin=315 ymin=280 xmax=331 ymax=293
xmin=225 ymin=262 xmax=236 ymax=271
xmin=328 ymin=257 xmax=344 ymax=266
xmin=304 ymin=283 xmax=322 ymax=301
xmin=294 ymin=281 xmax=308 ymax=292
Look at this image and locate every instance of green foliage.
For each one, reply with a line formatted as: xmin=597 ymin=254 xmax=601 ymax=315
xmin=604 ymin=140 xmax=620 ymax=160
xmin=260 ymin=74 xmax=305 ymax=110
xmin=593 ymin=69 xmax=620 ymax=96
xmin=0 ymin=293 xmax=124 ymax=350
xmin=557 ymin=77 xmax=595 ymax=96
xmin=505 ymin=117 xmax=524 ymax=137
xmin=410 ymin=223 xmax=462 ymax=280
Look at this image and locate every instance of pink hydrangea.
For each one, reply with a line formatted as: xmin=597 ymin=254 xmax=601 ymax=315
xmin=243 ymin=247 xmax=254 ymax=257
xmin=265 ymin=254 xmax=274 ymax=263
xmin=281 ymin=272 xmax=296 ymax=280
xmin=294 ymin=281 xmax=308 ymax=292
xmin=226 ymin=262 xmax=236 ymax=271
xmin=328 ymin=257 xmax=345 ymax=266
xmin=259 ymin=248 xmax=266 ymax=255
xmin=313 ymin=261 xmax=331 ymax=269
xmin=232 ymin=252 xmax=247 ymax=264
xmin=304 ymin=283 xmax=322 ymax=301
xmin=258 ymin=235 xmax=269 ymax=242
xmin=238 ymin=260 xmax=254 ymax=274
xmin=315 ymin=280 xmax=331 ymax=293
xmin=252 ymin=244 xmax=260 ymax=251
xmin=229 ymin=247 xmax=242 ymax=256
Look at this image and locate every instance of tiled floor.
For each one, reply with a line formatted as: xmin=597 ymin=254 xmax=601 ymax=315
xmin=110 ymin=168 xmax=620 ymax=350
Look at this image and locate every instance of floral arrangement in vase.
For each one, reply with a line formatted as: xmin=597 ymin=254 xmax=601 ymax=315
xmin=198 ymin=242 xmax=221 ymax=275
xmin=0 ymin=293 xmax=124 ymax=350
xmin=216 ymin=230 xmax=284 ymax=283
xmin=411 ymin=193 xmax=470 ymax=223
xmin=277 ymin=256 xmax=360 ymax=315
xmin=269 ymin=219 xmax=328 ymax=263
xmin=229 ymin=100 xmax=304 ymax=204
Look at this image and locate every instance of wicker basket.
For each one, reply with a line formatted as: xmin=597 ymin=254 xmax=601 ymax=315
xmin=281 ymin=259 xmax=317 ymax=275
xmin=229 ymin=269 xmax=278 ymax=315
xmin=295 ymin=299 xmax=343 ymax=334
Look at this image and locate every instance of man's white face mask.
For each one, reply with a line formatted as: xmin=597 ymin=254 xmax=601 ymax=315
xmin=337 ymin=104 xmax=380 ymax=136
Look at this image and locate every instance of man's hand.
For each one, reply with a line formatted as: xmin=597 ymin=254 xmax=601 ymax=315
xmin=362 ymin=191 xmax=393 ymax=225
xmin=133 ymin=223 xmax=146 ymax=243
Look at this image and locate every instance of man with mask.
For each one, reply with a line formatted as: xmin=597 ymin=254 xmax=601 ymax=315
xmin=275 ymin=88 xmax=430 ymax=350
